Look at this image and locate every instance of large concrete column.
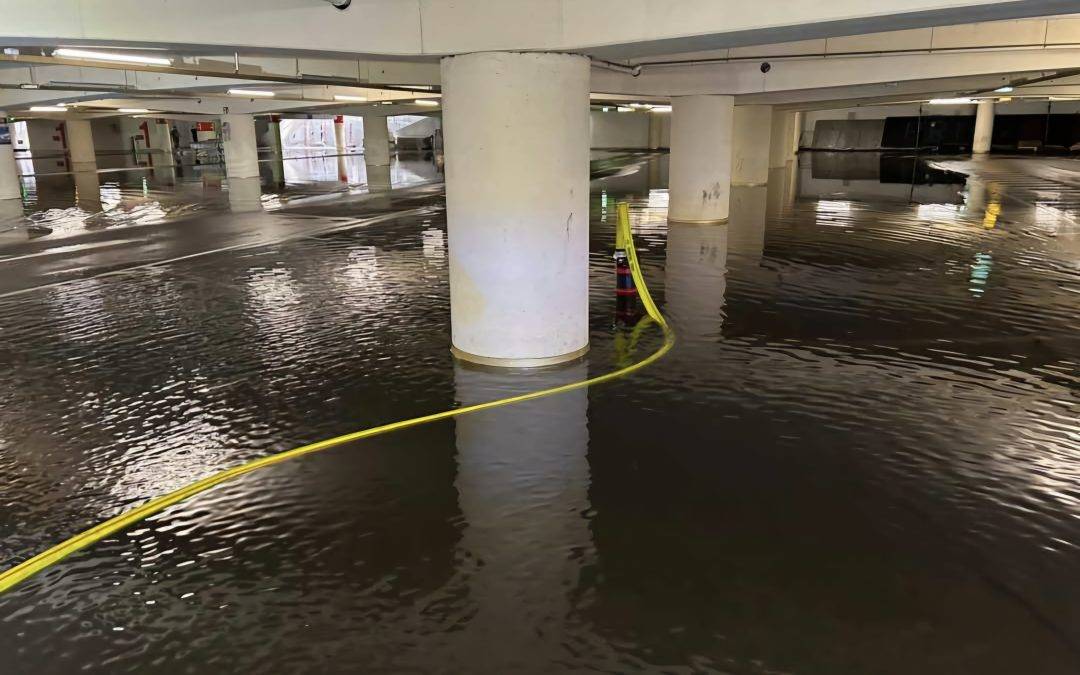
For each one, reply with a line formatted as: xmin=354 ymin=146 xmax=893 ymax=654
xmin=769 ymin=110 xmax=802 ymax=169
xmin=669 ymin=95 xmax=735 ymax=223
xmin=221 ymin=113 xmax=260 ymax=179
xmin=65 ymin=119 xmax=97 ymax=172
xmin=268 ymin=115 xmax=283 ymax=156
xmin=973 ymin=99 xmax=995 ymax=154
xmin=0 ymin=113 xmax=20 ymax=200
xmin=648 ymin=111 xmax=664 ymax=150
xmin=228 ymin=176 xmax=263 ymax=212
xmin=147 ymin=119 xmax=175 ymax=167
xmin=441 ymin=51 xmax=590 ymax=367
xmin=362 ymin=115 xmax=390 ymax=167
xmin=267 ymin=115 xmax=285 ymax=186
xmin=732 ymin=104 xmax=772 ymax=186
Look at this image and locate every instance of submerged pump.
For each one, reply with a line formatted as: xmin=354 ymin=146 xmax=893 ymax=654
xmin=614 ymin=202 xmax=641 ymax=324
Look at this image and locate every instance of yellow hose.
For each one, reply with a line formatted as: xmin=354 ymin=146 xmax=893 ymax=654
xmin=0 ymin=201 xmax=673 ymax=595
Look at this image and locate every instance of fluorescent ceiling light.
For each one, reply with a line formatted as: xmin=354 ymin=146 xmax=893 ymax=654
xmin=381 ymin=101 xmax=395 ymax=105
xmin=413 ymin=99 xmax=439 ymax=106
xmin=334 ymin=94 xmax=367 ymax=102
xmin=53 ymin=48 xmax=172 ymax=66
xmin=29 ymin=106 xmax=66 ymax=112
xmin=118 ymin=108 xmax=152 ymax=113
xmin=228 ymin=89 xmax=275 ymax=97
xmin=616 ymin=106 xmax=633 ymax=112
xmin=19 ymin=83 xmax=39 ymax=89
xmin=928 ymin=97 xmax=976 ymax=105
xmin=994 ymin=86 xmax=1014 ymax=93
xmin=650 ymin=105 xmax=672 ymax=113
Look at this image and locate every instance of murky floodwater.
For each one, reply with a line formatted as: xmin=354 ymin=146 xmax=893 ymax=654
xmin=0 ymin=151 xmax=1078 ymax=673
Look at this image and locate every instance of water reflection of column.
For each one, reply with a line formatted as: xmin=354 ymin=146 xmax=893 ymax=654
xmin=366 ymin=162 xmax=392 ymax=192
xmin=73 ymin=170 xmax=101 ymax=211
xmin=453 ymin=362 xmax=591 ymax=669
xmin=665 ymin=223 xmax=728 ymax=339
xmin=965 ymin=176 xmax=987 ymax=213
xmin=728 ymin=185 xmax=767 ymax=267
xmin=228 ymin=176 xmax=263 ymax=212
xmin=766 ymin=160 xmax=798 ymax=215
xmin=0 ymin=198 xmax=24 ymax=235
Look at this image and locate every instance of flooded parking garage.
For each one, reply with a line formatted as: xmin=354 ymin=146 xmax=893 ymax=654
xmin=3 ymin=4 xmax=1080 ymax=672
xmin=0 ymin=150 xmax=1077 ymax=673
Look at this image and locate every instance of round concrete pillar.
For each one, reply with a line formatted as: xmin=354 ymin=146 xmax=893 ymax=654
xmin=221 ymin=114 xmax=260 ymax=179
xmin=0 ymin=113 xmax=20 ymax=200
xmin=65 ymin=119 xmax=97 ymax=172
xmin=732 ymin=104 xmax=772 ymax=186
xmin=441 ymin=51 xmax=590 ymax=367
xmin=334 ymin=115 xmax=348 ymax=181
xmin=362 ymin=115 xmax=390 ymax=167
xmin=669 ymin=95 xmax=734 ymax=223
xmin=333 ymin=115 xmax=347 ymax=154
xmin=973 ymin=100 xmax=995 ymax=154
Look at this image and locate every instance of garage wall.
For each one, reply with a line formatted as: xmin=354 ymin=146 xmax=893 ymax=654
xmin=590 ymin=110 xmax=649 ymax=148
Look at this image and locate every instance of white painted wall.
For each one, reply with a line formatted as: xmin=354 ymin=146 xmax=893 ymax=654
xmin=590 ymin=110 xmax=648 ymax=148
xmin=590 ymin=110 xmax=670 ymax=148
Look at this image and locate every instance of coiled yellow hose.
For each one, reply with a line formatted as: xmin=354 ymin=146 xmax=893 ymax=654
xmin=0 ymin=201 xmax=673 ymax=595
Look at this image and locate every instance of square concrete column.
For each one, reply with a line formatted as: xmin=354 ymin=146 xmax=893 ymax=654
xmin=441 ymin=51 xmax=590 ymax=367
xmin=362 ymin=115 xmax=390 ymax=167
xmin=769 ymin=110 xmax=802 ymax=169
xmin=973 ymin=100 xmax=994 ymax=154
xmin=221 ymin=114 xmax=260 ymax=179
xmin=148 ymin=119 xmax=176 ymax=167
xmin=669 ymin=95 xmax=735 ymax=223
xmin=648 ymin=111 xmax=664 ymax=150
xmin=65 ymin=119 xmax=97 ymax=172
xmin=732 ymin=104 xmax=772 ymax=186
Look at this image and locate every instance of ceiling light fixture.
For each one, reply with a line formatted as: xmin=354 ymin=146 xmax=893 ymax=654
xmin=228 ymin=89 xmax=275 ymax=97
xmin=53 ymin=48 xmax=172 ymax=66
xmin=994 ymin=86 xmax=1014 ymax=93
xmin=29 ymin=106 xmax=66 ymax=112
xmin=118 ymin=108 xmax=152 ymax=113
xmin=334 ymin=94 xmax=367 ymax=102
xmin=650 ymin=105 xmax=672 ymax=113
xmin=928 ymin=97 xmax=976 ymax=105
xmin=413 ymin=99 xmax=439 ymax=106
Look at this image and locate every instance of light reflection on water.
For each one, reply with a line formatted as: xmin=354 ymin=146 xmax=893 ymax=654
xmin=1 ymin=154 xmax=442 ymax=239
xmin=0 ymin=152 xmax=1078 ymax=673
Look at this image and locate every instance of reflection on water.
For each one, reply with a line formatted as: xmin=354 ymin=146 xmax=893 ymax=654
xmin=0 ymin=152 xmax=1079 ymax=673
xmin=802 ymin=151 xmax=966 ymax=204
xmin=2 ymin=155 xmax=442 ymax=240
